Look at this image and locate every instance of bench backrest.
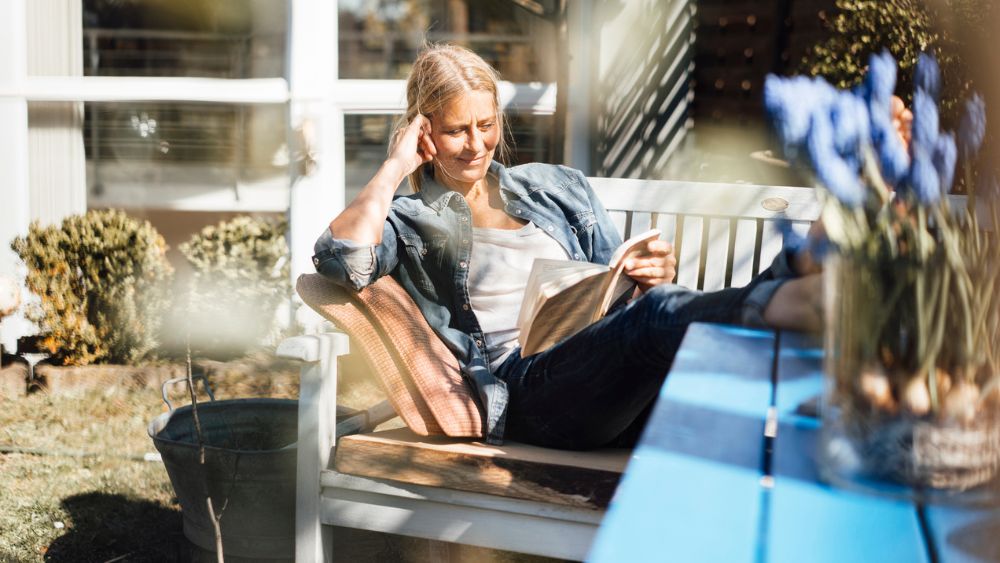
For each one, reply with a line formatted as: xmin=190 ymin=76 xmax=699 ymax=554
xmin=588 ymin=177 xmax=821 ymax=291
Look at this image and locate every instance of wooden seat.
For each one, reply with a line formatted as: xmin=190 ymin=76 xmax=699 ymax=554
xmin=335 ymin=428 xmax=629 ymax=511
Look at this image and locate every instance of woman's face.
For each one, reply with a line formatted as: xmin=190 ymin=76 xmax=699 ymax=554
xmin=429 ymin=90 xmax=500 ymax=189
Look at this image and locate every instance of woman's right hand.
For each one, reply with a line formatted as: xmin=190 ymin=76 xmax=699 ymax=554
xmin=387 ymin=114 xmax=437 ymax=176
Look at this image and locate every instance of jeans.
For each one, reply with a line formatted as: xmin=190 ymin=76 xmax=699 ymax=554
xmin=494 ymin=274 xmax=786 ymax=450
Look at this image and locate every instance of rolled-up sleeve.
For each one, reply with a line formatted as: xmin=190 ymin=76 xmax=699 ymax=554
xmin=312 ymin=221 xmax=399 ymax=291
xmin=739 ymin=246 xmax=799 ymax=327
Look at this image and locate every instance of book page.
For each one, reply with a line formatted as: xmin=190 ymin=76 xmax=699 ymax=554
xmin=517 ymin=259 xmax=607 ymax=334
xmin=517 ymin=229 xmax=662 ymax=357
xmin=519 ymin=271 xmax=609 ymax=356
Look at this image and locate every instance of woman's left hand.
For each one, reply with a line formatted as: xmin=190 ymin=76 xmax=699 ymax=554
xmin=624 ymin=239 xmax=677 ymax=292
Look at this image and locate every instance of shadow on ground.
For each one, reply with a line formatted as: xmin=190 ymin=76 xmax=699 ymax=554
xmin=39 ymin=492 xmax=566 ymax=562
xmin=44 ymin=491 xmax=185 ymax=562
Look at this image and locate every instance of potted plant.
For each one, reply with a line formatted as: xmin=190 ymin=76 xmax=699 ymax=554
xmin=766 ymin=51 xmax=999 ymax=499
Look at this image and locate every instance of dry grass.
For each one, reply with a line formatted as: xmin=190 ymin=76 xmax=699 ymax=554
xmin=0 ymin=354 xmax=386 ymax=562
xmin=0 ymin=353 xmax=564 ymax=562
xmin=0 ymin=382 xmax=188 ymax=561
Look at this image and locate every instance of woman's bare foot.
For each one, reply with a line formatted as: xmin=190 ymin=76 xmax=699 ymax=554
xmin=763 ymin=274 xmax=823 ymax=332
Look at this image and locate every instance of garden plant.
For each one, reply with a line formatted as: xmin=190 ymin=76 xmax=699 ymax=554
xmin=767 ymin=51 xmax=998 ymax=493
xmin=11 ymin=209 xmax=173 ymax=366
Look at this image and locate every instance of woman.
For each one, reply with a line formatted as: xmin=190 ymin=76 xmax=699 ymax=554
xmin=314 ymin=44 xmax=820 ymax=448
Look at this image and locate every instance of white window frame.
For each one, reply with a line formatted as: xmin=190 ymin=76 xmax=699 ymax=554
xmin=0 ymin=0 xmax=558 ymax=348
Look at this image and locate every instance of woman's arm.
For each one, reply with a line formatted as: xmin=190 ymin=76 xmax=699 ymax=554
xmin=314 ymin=115 xmax=437 ymax=290
xmin=327 ymin=115 xmax=436 ymax=243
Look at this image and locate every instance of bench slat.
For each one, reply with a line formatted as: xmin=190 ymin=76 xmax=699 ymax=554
xmin=589 ymin=177 xmax=821 ymax=221
xmin=676 ymin=214 xmax=702 ymax=289
xmin=730 ymin=218 xmax=759 ymax=287
xmin=334 ymin=428 xmax=629 ymax=510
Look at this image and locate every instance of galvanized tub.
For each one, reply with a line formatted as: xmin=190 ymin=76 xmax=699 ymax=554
xmin=148 ymin=377 xmax=297 ymax=559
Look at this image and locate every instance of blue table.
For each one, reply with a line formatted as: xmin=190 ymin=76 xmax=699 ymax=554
xmin=588 ymin=323 xmax=1000 ymax=563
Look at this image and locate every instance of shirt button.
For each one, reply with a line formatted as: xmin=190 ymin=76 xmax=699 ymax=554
xmin=547 ymin=225 xmax=554 ymax=232
xmin=462 ymin=239 xmax=469 ymax=244
xmin=459 ymin=261 xmax=467 ymax=268
xmin=574 ymin=254 xmax=581 ymax=259
xmin=460 ymin=216 xmax=469 ymax=222
xmin=462 ymin=303 xmax=470 ymax=311
xmin=476 ymin=339 xmax=483 ymax=347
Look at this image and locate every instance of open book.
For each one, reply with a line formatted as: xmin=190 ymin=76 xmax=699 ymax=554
xmin=517 ymin=229 xmax=661 ymax=357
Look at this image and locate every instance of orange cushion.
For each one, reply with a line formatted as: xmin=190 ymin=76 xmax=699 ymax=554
xmin=296 ymin=274 xmax=484 ymax=438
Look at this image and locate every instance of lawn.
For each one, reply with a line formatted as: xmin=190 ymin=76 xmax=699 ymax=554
xmin=0 ymin=355 xmax=361 ymax=562
xmin=0 ymin=354 xmax=561 ymax=562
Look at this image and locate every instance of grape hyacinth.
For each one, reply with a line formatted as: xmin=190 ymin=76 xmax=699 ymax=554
xmin=913 ymin=52 xmax=942 ymax=103
xmin=958 ymin=94 xmax=986 ymax=159
xmin=765 ymin=50 xmax=976 ymax=209
xmin=766 ymin=48 xmax=999 ymax=425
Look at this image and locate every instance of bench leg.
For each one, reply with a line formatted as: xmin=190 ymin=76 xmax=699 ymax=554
xmin=281 ymin=333 xmax=348 ymax=562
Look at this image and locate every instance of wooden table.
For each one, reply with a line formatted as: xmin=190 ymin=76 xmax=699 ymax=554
xmin=588 ymin=323 xmax=1000 ymax=563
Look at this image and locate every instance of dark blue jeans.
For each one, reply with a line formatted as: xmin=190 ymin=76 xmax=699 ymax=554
xmin=494 ymin=271 xmax=786 ymax=450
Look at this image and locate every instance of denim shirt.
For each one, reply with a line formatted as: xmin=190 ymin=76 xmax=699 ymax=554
xmin=312 ymin=161 xmax=623 ymax=444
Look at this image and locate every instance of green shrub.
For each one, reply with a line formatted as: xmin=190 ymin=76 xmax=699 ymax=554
xmin=177 ymin=215 xmax=290 ymax=357
xmin=11 ymin=209 xmax=173 ymax=365
xmin=800 ymin=0 xmax=988 ymax=123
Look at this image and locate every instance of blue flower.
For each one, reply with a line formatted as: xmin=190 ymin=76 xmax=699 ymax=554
xmin=765 ymin=75 xmax=836 ymax=158
xmin=807 ymin=111 xmax=865 ymax=206
xmin=911 ymin=89 xmax=940 ymax=153
xmin=831 ymin=91 xmax=870 ymax=161
xmin=914 ymin=53 xmax=941 ymax=102
xmin=778 ymin=218 xmax=832 ymax=261
xmin=869 ymin=100 xmax=910 ymax=186
xmin=957 ymin=93 xmax=986 ymax=159
xmin=863 ymin=50 xmax=897 ymax=104
xmin=904 ymin=147 xmax=942 ymax=205
xmin=932 ymin=133 xmax=957 ymax=194
xmin=776 ymin=219 xmax=806 ymax=252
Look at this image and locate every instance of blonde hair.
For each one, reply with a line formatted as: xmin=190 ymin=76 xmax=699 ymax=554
xmin=394 ymin=44 xmax=510 ymax=192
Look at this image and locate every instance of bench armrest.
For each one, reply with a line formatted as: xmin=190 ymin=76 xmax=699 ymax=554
xmin=276 ymin=331 xmax=349 ymax=363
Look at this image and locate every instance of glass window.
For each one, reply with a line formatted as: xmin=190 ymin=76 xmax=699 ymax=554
xmin=83 ymin=102 xmax=289 ymax=210
xmin=344 ymin=111 xmax=554 ymax=201
xmin=26 ymin=101 xmax=289 ymax=274
xmin=82 ymin=0 xmax=287 ymax=78
xmin=338 ymin=0 xmax=557 ymax=82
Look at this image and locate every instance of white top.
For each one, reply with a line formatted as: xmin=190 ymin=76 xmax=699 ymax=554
xmin=469 ymin=221 xmax=569 ymax=370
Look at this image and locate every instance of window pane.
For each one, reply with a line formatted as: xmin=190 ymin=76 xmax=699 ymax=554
xmin=338 ymin=0 xmax=557 ymax=82
xmin=344 ymin=112 xmax=554 ymax=201
xmin=83 ymin=102 xmax=290 ymax=211
xmin=82 ymin=0 xmax=286 ymax=78
xmin=26 ymin=101 xmax=289 ymax=274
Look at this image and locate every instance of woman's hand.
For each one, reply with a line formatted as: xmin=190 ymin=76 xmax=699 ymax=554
xmin=387 ymin=114 xmax=437 ymax=177
xmin=624 ymin=239 xmax=677 ymax=292
xmin=328 ymin=115 xmax=437 ymax=244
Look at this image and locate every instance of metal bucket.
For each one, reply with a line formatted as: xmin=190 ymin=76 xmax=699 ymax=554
xmin=148 ymin=376 xmax=297 ymax=559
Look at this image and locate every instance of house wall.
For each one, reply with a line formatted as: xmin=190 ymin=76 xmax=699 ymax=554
xmin=590 ymin=0 xmax=696 ymax=180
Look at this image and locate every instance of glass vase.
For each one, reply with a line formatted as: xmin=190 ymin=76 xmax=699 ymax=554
xmin=819 ymin=255 xmax=1000 ymax=503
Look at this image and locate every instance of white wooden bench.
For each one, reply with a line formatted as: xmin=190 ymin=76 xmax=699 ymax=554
xmin=277 ymin=178 xmax=821 ymax=562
